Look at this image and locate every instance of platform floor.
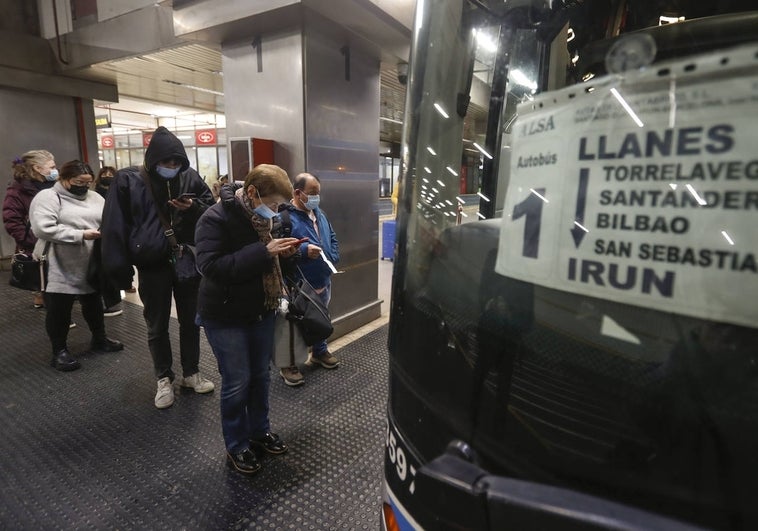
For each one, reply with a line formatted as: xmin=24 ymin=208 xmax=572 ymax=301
xmin=0 ymin=272 xmax=389 ymax=530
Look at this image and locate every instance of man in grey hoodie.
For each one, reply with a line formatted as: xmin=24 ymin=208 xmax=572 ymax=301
xmin=101 ymin=126 xmax=216 ymax=409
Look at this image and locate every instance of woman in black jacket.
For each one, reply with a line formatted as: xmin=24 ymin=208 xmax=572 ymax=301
xmin=194 ymin=164 xmax=301 ymax=475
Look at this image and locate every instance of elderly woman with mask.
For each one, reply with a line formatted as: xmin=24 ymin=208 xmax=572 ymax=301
xmin=3 ymin=150 xmax=58 ymax=308
xmin=195 ymin=164 xmax=300 ymax=475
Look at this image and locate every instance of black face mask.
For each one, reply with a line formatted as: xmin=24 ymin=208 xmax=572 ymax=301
xmin=100 ymin=177 xmax=113 ymax=187
xmin=69 ymin=185 xmax=89 ymax=196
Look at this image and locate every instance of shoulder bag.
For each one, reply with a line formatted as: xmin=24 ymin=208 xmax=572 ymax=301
xmin=284 ymin=269 xmax=333 ymax=346
xmin=9 ymin=241 xmax=51 ymax=292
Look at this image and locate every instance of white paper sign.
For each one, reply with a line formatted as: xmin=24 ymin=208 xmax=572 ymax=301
xmin=496 ymin=52 xmax=758 ymax=329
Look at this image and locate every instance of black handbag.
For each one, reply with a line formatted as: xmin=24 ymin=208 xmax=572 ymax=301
xmin=286 ymin=276 xmax=333 ymax=346
xmin=173 ymin=244 xmax=200 ymax=282
xmin=9 ymin=241 xmax=51 ymax=292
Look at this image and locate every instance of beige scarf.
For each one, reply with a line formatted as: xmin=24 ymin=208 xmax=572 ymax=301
xmin=236 ymin=187 xmax=282 ymax=310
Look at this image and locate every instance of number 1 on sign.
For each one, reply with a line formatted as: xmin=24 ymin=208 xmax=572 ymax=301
xmin=511 ymin=188 xmax=546 ymax=258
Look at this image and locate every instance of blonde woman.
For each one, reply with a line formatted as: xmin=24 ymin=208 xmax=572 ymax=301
xmin=3 ymin=150 xmax=57 ymax=308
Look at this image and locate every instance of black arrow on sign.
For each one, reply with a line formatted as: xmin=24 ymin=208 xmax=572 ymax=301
xmin=570 ymin=168 xmax=589 ymax=248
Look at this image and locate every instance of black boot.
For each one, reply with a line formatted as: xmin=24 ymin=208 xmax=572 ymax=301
xmin=90 ymin=337 xmax=124 ymax=353
xmin=51 ymin=349 xmax=81 ymax=371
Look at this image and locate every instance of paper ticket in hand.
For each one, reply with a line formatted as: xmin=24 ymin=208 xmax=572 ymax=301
xmin=319 ymin=250 xmax=340 ymax=274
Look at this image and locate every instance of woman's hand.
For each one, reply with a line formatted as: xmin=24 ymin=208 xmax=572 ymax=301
xmin=267 ymin=237 xmax=300 ymax=257
xmin=83 ymin=229 xmax=101 ymax=240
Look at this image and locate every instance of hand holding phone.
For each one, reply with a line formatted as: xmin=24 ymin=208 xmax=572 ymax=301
xmin=292 ymin=237 xmax=309 ymax=246
xmin=178 ymin=192 xmax=196 ymax=201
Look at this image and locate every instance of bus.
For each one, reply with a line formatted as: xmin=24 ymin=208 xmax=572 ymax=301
xmin=383 ymin=0 xmax=758 ymax=529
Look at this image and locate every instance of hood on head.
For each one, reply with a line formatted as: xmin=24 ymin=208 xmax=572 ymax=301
xmin=144 ymin=126 xmax=190 ymax=173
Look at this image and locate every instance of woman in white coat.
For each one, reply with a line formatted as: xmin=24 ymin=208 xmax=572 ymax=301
xmin=29 ymin=160 xmax=123 ymax=371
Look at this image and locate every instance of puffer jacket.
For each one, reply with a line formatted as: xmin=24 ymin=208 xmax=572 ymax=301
xmin=2 ymin=177 xmax=53 ymax=251
xmin=194 ymin=184 xmax=274 ymax=325
xmin=100 ymin=126 xmax=214 ymax=288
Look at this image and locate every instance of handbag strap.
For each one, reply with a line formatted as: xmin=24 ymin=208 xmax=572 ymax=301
xmin=140 ymin=166 xmax=179 ymax=250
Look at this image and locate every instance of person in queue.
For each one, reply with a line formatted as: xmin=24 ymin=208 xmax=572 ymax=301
xmin=194 ymin=164 xmax=301 ymax=475
xmin=101 ymin=126 xmax=215 ymax=409
xmin=3 ymin=150 xmax=58 ymax=309
xmin=28 ymin=160 xmax=124 ymax=371
xmin=278 ymin=172 xmax=340 ymax=386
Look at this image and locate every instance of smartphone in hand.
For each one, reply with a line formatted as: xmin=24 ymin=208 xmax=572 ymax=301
xmin=292 ymin=237 xmax=309 ymax=246
xmin=178 ymin=192 xmax=196 ymax=201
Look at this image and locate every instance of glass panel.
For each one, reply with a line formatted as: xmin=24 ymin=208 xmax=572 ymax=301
xmin=217 ymin=146 xmax=228 ymax=178
xmin=128 ymin=133 xmax=143 ymax=148
xmin=130 ymin=149 xmax=144 ymax=168
xmin=114 ymin=135 xmax=130 ymax=149
xmin=197 ymin=147 xmax=218 ymax=183
xmin=102 ymin=150 xmax=116 ymax=169
xmin=114 ymin=149 xmax=130 ymax=169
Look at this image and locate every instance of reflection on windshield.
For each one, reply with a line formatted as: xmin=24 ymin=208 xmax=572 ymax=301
xmin=390 ymin=0 xmax=758 ymax=528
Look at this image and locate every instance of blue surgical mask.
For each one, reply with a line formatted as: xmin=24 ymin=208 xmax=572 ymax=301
xmin=304 ymin=194 xmax=320 ymax=211
xmin=45 ymin=169 xmax=59 ymax=182
xmin=254 ymin=190 xmax=278 ymax=220
xmin=156 ymin=165 xmax=180 ymax=180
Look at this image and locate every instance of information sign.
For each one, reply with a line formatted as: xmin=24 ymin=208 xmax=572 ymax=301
xmin=496 ymin=47 xmax=758 ymax=328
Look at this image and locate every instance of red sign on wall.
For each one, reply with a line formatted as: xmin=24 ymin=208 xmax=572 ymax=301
xmin=101 ymin=135 xmax=114 ymax=149
xmin=143 ymin=132 xmax=153 ymax=147
xmin=196 ymin=129 xmax=217 ymax=145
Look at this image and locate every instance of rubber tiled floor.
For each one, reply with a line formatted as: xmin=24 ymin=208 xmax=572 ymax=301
xmin=0 ymin=272 xmax=388 ymax=530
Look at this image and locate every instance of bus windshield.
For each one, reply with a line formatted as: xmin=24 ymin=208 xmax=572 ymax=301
xmin=385 ymin=1 xmax=758 ymax=529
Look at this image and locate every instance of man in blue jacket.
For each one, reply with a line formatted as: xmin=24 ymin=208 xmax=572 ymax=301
xmin=101 ymin=126 xmax=216 ymax=409
xmin=280 ymin=173 xmax=340 ymax=386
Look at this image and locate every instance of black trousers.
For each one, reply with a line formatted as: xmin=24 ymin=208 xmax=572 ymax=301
xmin=137 ymin=261 xmax=200 ymax=381
xmin=44 ymin=291 xmax=105 ymax=354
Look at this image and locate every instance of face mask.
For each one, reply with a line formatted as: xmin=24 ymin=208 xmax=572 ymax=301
xmin=304 ymin=194 xmax=320 ymax=210
xmin=100 ymin=177 xmax=113 ymax=187
xmin=69 ymin=185 xmax=89 ymax=196
xmin=253 ymin=189 xmax=278 ymax=220
xmin=156 ymin=165 xmax=180 ymax=180
xmin=45 ymin=169 xmax=59 ymax=182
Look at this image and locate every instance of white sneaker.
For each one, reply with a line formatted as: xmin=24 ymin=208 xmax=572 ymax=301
xmin=180 ymin=372 xmax=215 ymax=394
xmin=155 ymin=377 xmax=175 ymax=409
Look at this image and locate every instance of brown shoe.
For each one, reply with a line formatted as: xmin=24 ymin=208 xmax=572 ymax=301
xmin=311 ymin=351 xmax=340 ymax=369
xmin=279 ymin=365 xmax=304 ymax=386
xmin=33 ymin=292 xmax=44 ymax=309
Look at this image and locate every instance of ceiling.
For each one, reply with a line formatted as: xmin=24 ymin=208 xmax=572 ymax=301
xmin=90 ymin=41 xmax=408 ymax=145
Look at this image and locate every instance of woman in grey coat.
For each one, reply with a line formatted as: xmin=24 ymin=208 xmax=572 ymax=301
xmin=29 ymin=160 xmax=124 ymax=371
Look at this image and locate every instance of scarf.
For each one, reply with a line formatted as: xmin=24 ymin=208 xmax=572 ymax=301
xmin=236 ymin=187 xmax=282 ymax=310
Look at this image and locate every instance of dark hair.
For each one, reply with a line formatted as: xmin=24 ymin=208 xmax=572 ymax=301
xmin=59 ymin=160 xmax=94 ymax=182
xmin=96 ymin=166 xmax=117 ymax=186
xmin=97 ymin=166 xmax=116 ymax=178
xmin=293 ymin=172 xmax=320 ymax=191
xmin=244 ymin=164 xmax=293 ymax=200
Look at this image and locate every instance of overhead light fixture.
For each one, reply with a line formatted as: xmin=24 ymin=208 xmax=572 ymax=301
xmin=380 ymin=116 xmax=403 ymax=124
xmin=162 ymin=79 xmax=223 ymax=96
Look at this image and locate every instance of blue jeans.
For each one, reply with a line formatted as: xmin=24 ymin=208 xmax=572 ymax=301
xmin=311 ymin=281 xmax=331 ymax=357
xmin=201 ymin=312 xmax=275 ymax=453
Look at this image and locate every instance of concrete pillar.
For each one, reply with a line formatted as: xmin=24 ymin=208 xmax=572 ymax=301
xmin=222 ymin=7 xmax=381 ymax=337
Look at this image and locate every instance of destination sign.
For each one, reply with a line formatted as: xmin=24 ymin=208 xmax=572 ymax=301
xmin=495 ymin=46 xmax=758 ymax=328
